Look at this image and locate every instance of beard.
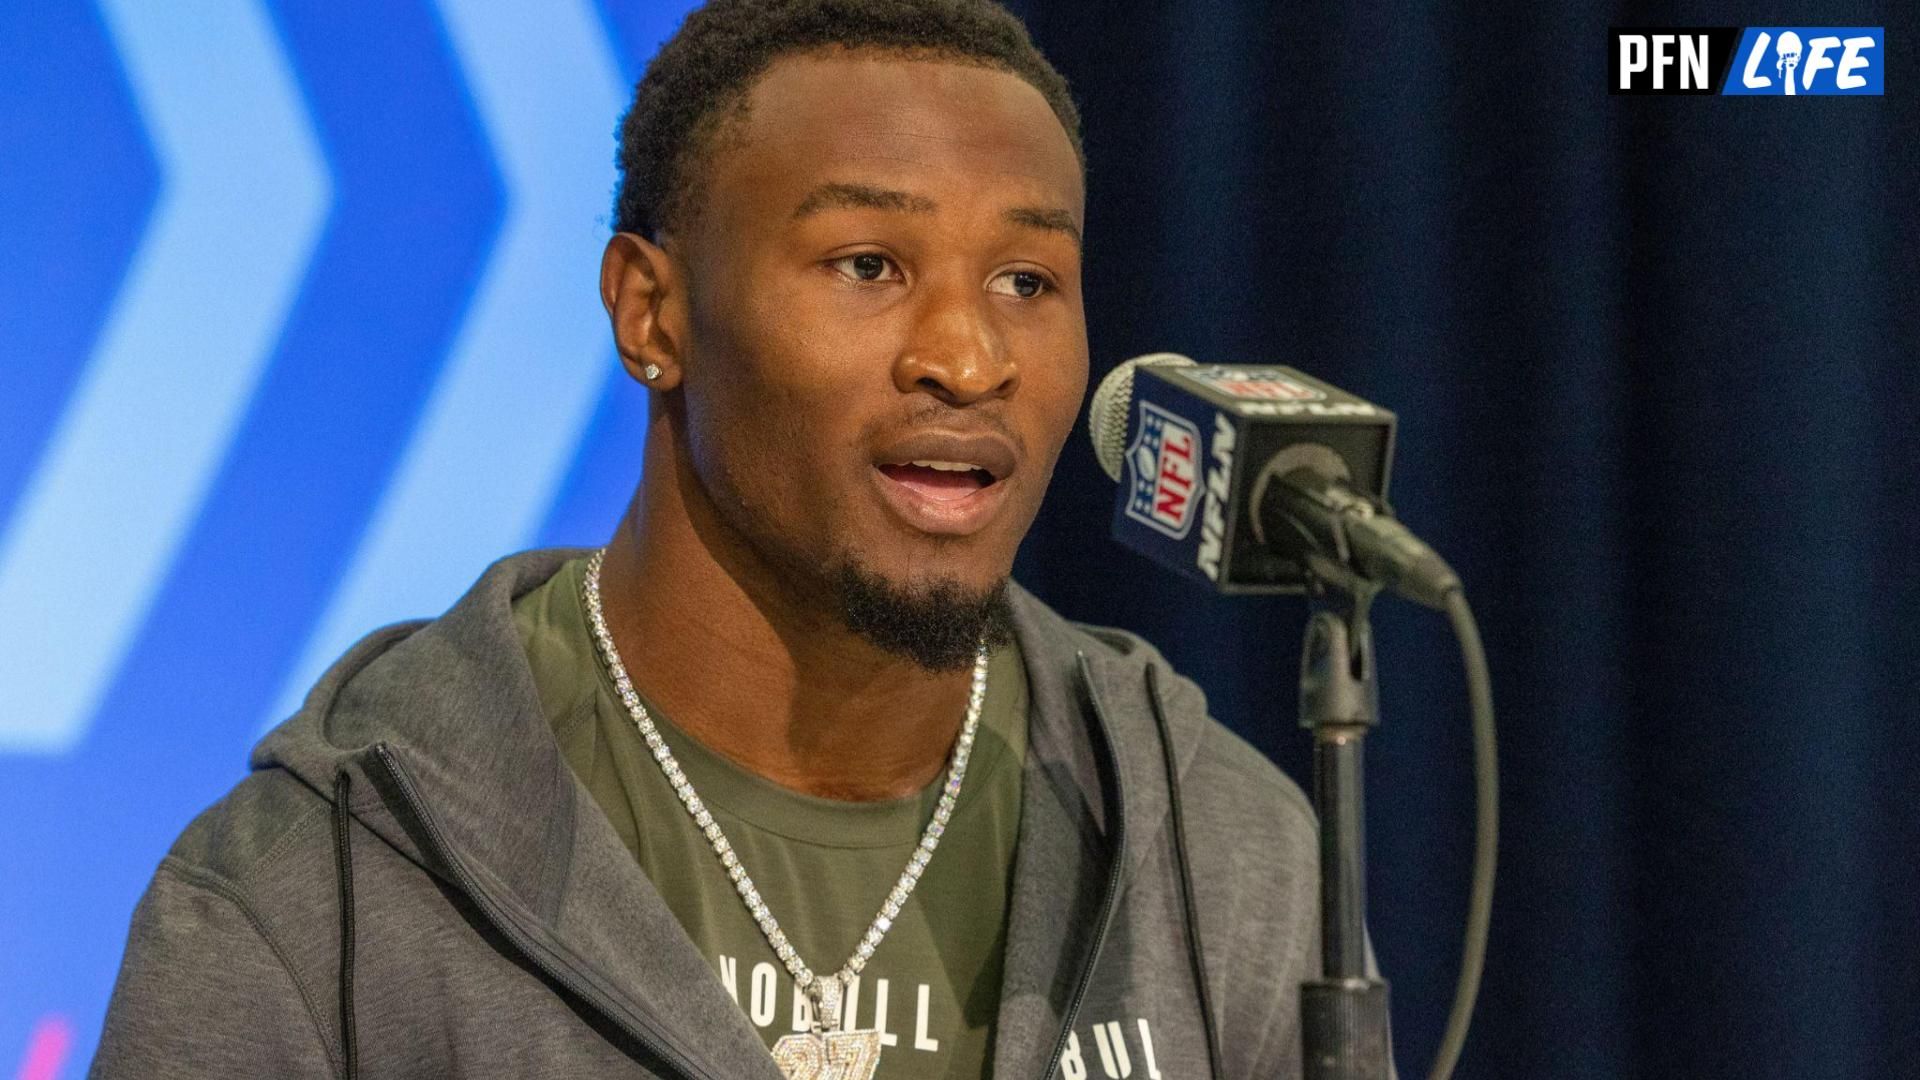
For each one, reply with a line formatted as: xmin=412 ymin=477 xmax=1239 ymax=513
xmin=834 ymin=557 xmax=1015 ymax=672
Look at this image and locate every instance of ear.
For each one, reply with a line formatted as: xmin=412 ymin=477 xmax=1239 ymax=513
xmin=600 ymin=231 xmax=686 ymax=391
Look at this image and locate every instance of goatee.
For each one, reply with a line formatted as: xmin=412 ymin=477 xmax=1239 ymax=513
xmin=836 ymin=562 xmax=1014 ymax=671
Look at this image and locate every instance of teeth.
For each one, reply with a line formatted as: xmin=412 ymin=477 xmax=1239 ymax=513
xmin=907 ymin=460 xmax=980 ymax=473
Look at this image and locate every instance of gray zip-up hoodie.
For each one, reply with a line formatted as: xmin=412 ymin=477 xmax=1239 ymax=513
xmin=91 ymin=549 xmax=1329 ymax=1078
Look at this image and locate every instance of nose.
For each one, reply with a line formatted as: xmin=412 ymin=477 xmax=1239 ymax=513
xmin=891 ymin=280 xmax=1018 ymax=405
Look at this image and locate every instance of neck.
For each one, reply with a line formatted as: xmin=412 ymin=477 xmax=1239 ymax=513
xmin=595 ymin=431 xmax=975 ymax=801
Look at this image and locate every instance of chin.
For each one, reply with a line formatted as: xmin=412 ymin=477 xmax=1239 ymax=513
xmin=832 ymin=552 xmax=1015 ymax=671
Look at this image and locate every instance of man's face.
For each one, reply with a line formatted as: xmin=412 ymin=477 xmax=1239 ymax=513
xmin=665 ymin=50 xmax=1088 ymax=640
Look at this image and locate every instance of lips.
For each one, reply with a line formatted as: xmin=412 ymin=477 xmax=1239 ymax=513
xmin=870 ymin=431 xmax=1019 ymax=536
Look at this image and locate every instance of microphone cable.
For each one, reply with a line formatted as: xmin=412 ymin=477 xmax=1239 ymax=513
xmin=1427 ymin=588 xmax=1497 ymax=1080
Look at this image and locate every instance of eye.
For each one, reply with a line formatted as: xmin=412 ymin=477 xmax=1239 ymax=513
xmin=988 ymin=269 xmax=1052 ymax=299
xmin=829 ymin=252 xmax=903 ymax=284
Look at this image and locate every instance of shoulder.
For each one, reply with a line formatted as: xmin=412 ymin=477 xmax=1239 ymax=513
xmin=137 ymin=765 xmax=354 ymax=996
xmin=162 ymin=767 xmax=335 ymax=893
xmin=96 ymin=769 xmax=345 ymax=1076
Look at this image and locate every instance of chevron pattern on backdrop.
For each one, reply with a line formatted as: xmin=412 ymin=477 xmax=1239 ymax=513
xmin=0 ymin=1 xmax=699 ymax=1069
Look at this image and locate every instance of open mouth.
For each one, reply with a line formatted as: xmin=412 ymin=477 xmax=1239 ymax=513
xmin=875 ymin=460 xmax=998 ymax=503
xmin=869 ymin=433 xmax=1016 ymax=536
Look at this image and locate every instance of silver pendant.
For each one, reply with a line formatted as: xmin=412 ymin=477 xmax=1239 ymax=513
xmin=769 ymin=1029 xmax=883 ymax=1080
xmin=770 ymin=976 xmax=883 ymax=1079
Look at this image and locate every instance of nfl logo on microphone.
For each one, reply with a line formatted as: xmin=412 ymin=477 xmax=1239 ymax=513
xmin=1125 ymin=400 xmax=1203 ymax=540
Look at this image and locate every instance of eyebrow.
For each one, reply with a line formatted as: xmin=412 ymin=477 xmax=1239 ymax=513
xmin=790 ymin=181 xmax=1082 ymax=249
xmin=1005 ymin=205 xmax=1082 ymax=249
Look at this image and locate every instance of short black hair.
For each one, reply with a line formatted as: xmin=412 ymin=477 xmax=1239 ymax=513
xmin=612 ymin=0 xmax=1083 ymax=239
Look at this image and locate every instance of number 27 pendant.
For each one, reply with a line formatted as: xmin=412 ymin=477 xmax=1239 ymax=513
xmin=769 ymin=975 xmax=883 ymax=1080
xmin=769 ymin=1029 xmax=882 ymax=1080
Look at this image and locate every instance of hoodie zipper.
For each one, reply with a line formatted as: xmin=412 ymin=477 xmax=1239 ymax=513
xmin=1039 ymin=653 xmax=1131 ymax=1079
xmin=370 ymin=743 xmax=719 ymax=1080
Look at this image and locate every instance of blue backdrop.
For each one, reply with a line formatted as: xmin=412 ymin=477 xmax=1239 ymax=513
xmin=0 ymin=1 xmax=695 ymax=1072
xmin=4 ymin=1 xmax=1916 ymax=1078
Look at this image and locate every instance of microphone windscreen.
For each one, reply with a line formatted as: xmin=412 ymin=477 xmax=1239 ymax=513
xmin=1088 ymin=353 xmax=1196 ymax=482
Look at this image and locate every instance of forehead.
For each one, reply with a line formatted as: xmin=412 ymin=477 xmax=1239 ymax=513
xmin=701 ymin=50 xmax=1084 ymax=223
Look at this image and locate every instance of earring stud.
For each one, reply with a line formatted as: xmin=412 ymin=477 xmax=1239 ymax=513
xmin=643 ymin=363 xmax=662 ymax=381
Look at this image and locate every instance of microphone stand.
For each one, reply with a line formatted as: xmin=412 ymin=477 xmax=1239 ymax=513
xmin=1297 ymin=573 xmax=1392 ymax=1079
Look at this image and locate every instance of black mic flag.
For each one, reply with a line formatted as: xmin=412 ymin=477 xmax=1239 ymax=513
xmin=1089 ymin=353 xmax=1458 ymax=608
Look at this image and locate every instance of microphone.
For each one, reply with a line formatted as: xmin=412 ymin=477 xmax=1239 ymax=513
xmin=1089 ymin=353 xmax=1460 ymax=608
xmin=1776 ymin=31 xmax=1802 ymax=96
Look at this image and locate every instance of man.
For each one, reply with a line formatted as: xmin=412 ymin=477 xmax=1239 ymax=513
xmin=92 ymin=1 xmax=1324 ymax=1077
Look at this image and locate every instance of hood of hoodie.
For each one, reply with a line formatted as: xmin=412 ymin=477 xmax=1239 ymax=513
xmin=248 ymin=548 xmax=1223 ymax=1080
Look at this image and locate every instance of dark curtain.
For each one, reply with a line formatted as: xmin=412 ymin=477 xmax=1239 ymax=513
xmin=1003 ymin=1 xmax=1919 ymax=1077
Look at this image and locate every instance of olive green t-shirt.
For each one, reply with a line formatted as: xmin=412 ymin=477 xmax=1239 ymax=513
xmin=512 ymin=558 xmax=1028 ymax=1079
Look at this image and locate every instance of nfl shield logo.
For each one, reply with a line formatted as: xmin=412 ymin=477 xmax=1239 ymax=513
xmin=1124 ymin=401 xmax=1203 ymax=539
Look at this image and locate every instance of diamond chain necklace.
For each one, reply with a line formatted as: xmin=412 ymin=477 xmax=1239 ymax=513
xmin=581 ymin=550 xmax=986 ymax=1074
